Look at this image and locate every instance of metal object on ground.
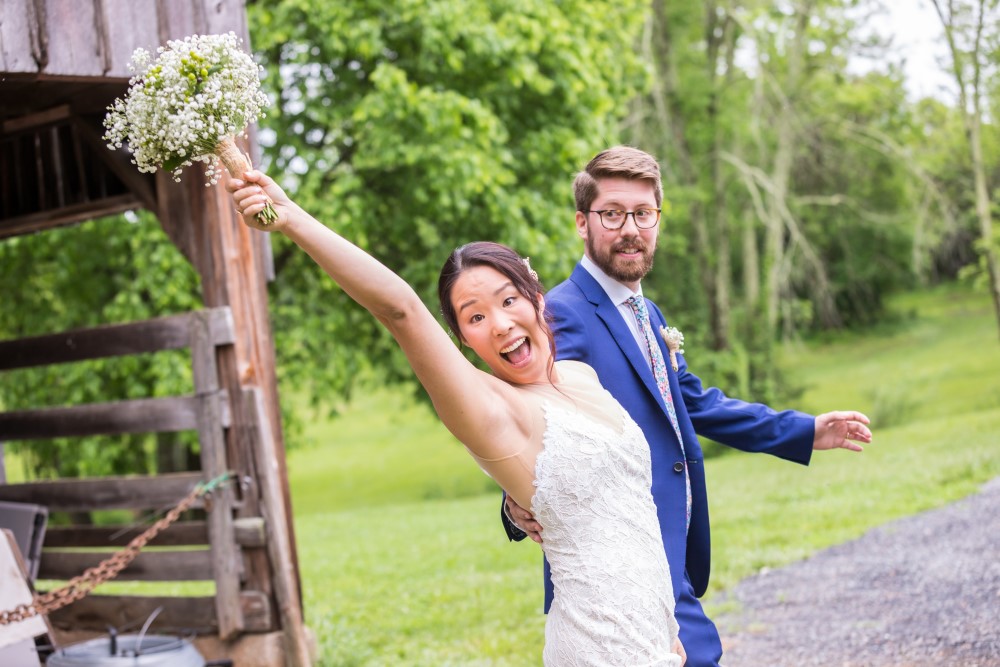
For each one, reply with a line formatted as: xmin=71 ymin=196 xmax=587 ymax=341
xmin=46 ymin=634 xmax=206 ymax=667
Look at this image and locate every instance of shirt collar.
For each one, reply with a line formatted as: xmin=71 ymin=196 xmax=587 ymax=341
xmin=580 ymin=254 xmax=641 ymax=306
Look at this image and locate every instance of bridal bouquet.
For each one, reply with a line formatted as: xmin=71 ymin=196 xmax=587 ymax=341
xmin=104 ymin=32 xmax=277 ymax=224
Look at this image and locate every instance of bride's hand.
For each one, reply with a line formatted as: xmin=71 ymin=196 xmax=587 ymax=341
xmin=673 ymin=637 xmax=686 ymax=665
xmin=226 ymin=169 xmax=296 ymax=232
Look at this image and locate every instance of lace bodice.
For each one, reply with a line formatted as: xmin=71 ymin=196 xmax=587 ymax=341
xmin=521 ymin=362 xmax=681 ymax=667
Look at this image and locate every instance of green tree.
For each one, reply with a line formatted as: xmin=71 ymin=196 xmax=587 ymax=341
xmin=628 ymin=0 xmax=929 ymax=408
xmin=0 ymin=212 xmax=202 ymax=479
xmin=931 ymin=0 xmax=1000 ymax=339
xmin=247 ymin=0 xmax=648 ymax=405
xmin=1 ymin=1 xmax=650 ymax=480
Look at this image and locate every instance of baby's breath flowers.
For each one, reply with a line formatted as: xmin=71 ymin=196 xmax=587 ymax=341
xmin=659 ymin=326 xmax=685 ymax=372
xmin=103 ymin=32 xmax=276 ymax=224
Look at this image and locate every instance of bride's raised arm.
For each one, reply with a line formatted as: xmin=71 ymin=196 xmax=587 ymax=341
xmin=227 ymin=170 xmax=529 ymax=456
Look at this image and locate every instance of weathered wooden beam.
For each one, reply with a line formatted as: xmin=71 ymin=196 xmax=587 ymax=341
xmin=73 ymin=112 xmax=159 ymax=214
xmin=0 ymin=392 xmax=230 ymax=440
xmin=0 ymin=193 xmax=142 ymax=239
xmin=0 ymin=307 xmax=235 ymax=371
xmin=46 ymin=591 xmax=272 ymax=634
xmin=192 ymin=311 xmax=244 ymax=639
xmin=0 ymin=0 xmax=44 ymax=74
xmin=39 ymin=548 xmax=216 ymax=581
xmin=44 ymin=521 xmax=210 ymax=548
xmin=44 ymin=520 xmax=264 ymax=549
xmin=0 ymin=472 xmax=203 ymax=512
xmin=1 ymin=104 xmax=71 ymax=133
xmin=245 ymin=387 xmax=311 ymax=666
xmin=233 ymin=517 xmax=267 ymax=548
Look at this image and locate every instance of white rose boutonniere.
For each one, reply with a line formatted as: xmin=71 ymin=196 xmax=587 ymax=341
xmin=659 ymin=326 xmax=685 ymax=372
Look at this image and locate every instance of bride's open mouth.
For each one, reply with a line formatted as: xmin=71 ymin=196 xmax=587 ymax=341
xmin=500 ymin=336 xmax=532 ymax=367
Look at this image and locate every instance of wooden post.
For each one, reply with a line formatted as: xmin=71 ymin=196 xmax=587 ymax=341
xmin=244 ymin=388 xmax=311 ymax=667
xmin=158 ymin=162 xmax=298 ymax=598
xmin=190 ymin=311 xmax=244 ymax=640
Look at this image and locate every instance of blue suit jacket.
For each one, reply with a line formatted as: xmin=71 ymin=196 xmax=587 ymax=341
xmin=536 ymin=263 xmax=815 ymax=609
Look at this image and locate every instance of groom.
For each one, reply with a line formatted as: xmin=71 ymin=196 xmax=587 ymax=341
xmin=503 ymin=145 xmax=872 ymax=666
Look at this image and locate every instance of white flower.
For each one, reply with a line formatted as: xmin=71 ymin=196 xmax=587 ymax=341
xmin=103 ymin=32 xmax=270 ymax=184
xmin=659 ymin=326 xmax=685 ymax=372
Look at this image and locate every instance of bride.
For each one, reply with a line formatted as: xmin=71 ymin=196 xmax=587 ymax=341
xmin=228 ymin=170 xmax=685 ymax=667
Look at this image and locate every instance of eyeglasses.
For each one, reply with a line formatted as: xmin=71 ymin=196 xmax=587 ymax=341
xmin=585 ymin=208 xmax=661 ymax=230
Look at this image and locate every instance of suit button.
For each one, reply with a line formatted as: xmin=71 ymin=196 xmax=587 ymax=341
xmin=673 ymin=462 xmax=684 ymax=473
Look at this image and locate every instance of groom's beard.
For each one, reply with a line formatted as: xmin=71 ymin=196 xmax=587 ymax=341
xmin=587 ymin=234 xmax=655 ymax=284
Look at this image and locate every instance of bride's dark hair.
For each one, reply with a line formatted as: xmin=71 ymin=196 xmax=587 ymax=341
xmin=438 ymin=242 xmax=556 ymax=374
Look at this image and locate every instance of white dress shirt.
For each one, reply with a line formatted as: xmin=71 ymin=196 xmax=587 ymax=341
xmin=579 ymin=255 xmax=652 ymax=369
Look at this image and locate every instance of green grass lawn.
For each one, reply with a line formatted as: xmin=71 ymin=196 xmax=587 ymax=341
xmin=283 ymin=283 xmax=1000 ymax=665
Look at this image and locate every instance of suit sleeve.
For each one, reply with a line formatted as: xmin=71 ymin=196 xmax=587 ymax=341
xmin=500 ymin=491 xmax=527 ymax=542
xmin=649 ymin=304 xmax=815 ymax=464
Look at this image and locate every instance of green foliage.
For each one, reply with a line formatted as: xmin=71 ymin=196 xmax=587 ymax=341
xmin=247 ymin=0 xmax=648 ymax=410
xmin=0 ymin=212 xmax=202 ymax=478
xmin=791 ymin=72 xmax=917 ymax=326
xmin=286 ymin=385 xmax=496 ymax=516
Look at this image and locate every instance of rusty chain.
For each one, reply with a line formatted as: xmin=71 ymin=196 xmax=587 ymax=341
xmin=0 ymin=472 xmax=233 ymax=627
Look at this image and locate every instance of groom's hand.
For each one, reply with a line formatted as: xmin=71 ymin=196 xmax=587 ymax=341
xmin=505 ymin=495 xmax=543 ymax=544
xmin=813 ymin=410 xmax=872 ymax=452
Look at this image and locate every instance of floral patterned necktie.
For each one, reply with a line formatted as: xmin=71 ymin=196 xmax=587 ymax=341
xmin=626 ymin=295 xmax=691 ymax=531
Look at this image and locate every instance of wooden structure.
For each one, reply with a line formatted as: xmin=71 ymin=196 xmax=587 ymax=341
xmin=0 ymin=1 xmax=311 ymax=665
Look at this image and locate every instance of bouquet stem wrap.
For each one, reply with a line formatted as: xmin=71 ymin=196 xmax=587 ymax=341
xmin=216 ymin=137 xmax=277 ymax=225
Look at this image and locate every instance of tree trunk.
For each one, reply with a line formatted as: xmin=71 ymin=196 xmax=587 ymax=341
xmin=649 ymin=0 xmax=723 ymax=348
xmin=966 ymin=111 xmax=1000 ymax=338
xmin=706 ymin=3 xmax=734 ymax=350
xmin=932 ymin=0 xmax=1000 ymax=339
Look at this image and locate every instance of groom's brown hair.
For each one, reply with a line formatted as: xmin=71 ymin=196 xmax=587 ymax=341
xmin=573 ymin=146 xmax=663 ymax=212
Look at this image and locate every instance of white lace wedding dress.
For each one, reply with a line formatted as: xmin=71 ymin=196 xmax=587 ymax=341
xmin=519 ymin=362 xmax=681 ymax=667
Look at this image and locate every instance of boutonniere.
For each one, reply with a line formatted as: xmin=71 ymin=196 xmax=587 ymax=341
xmin=659 ymin=326 xmax=684 ymax=372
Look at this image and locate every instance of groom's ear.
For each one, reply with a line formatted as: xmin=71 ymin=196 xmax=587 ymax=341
xmin=575 ymin=211 xmax=588 ymax=240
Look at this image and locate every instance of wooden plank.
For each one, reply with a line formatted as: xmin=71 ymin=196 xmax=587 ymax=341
xmin=43 ymin=518 xmax=264 ymax=548
xmin=41 ymin=0 xmax=103 ymax=77
xmin=39 ymin=548 xmax=215 ymax=581
xmin=0 ymin=193 xmax=142 ymax=239
xmin=187 ymin=168 xmax=293 ymax=609
xmin=0 ymin=392 xmax=231 ymax=440
xmin=1 ymin=104 xmax=71 ymax=134
xmin=0 ymin=472 xmax=203 ymax=512
xmin=99 ymin=0 xmax=162 ymax=78
xmin=245 ymin=388 xmax=311 ymax=666
xmin=44 ymin=521 xmax=209 ymax=548
xmin=50 ymin=124 xmax=66 ymax=208
xmin=156 ymin=0 xmax=207 ymax=46
xmin=33 ymin=130 xmax=46 ymax=210
xmin=203 ymin=0 xmax=250 ymax=41
xmin=191 ymin=311 xmax=244 ymax=639
xmin=0 ymin=307 xmax=235 ymax=371
xmin=0 ymin=0 xmax=43 ymax=74
xmin=73 ymin=113 xmax=159 ymax=213
xmin=46 ymin=591 xmax=272 ymax=634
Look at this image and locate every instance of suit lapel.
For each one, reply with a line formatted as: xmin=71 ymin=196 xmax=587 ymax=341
xmin=569 ymin=265 xmax=668 ymax=413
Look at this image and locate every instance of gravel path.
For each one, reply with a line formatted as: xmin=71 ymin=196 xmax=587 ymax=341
xmin=713 ymin=478 xmax=1000 ymax=667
